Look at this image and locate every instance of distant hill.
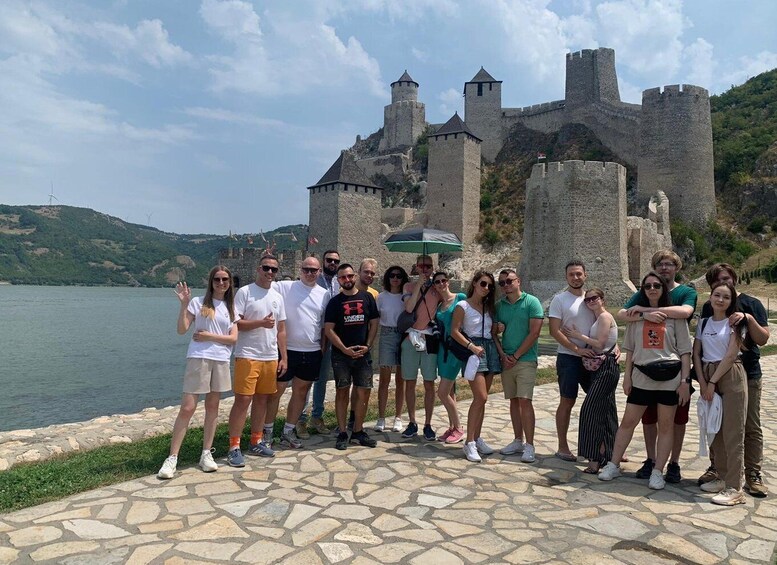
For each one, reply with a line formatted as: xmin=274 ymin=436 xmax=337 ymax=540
xmin=0 ymin=205 xmax=306 ymax=286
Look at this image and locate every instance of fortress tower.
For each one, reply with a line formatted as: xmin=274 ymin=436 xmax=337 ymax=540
xmin=565 ymin=48 xmax=621 ymax=110
xmin=307 ymin=151 xmax=383 ymax=263
xmin=637 ymin=85 xmax=716 ymax=227
xmin=378 ymin=71 xmax=426 ymax=152
xmin=425 ymin=113 xmax=482 ymax=245
xmin=464 ymin=67 xmax=502 ymax=161
xmin=519 ymin=161 xmax=636 ymax=303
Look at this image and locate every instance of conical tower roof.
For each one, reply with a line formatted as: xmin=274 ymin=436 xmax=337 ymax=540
xmin=308 ymin=151 xmax=381 ymax=190
xmin=391 ymin=70 xmax=418 ymax=87
xmin=466 ymin=66 xmax=501 ymax=83
xmin=429 ymin=112 xmax=481 ymax=141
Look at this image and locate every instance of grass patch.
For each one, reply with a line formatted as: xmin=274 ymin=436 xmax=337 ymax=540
xmin=760 ymin=344 xmax=777 ymax=357
xmin=0 ymin=367 xmax=561 ymax=513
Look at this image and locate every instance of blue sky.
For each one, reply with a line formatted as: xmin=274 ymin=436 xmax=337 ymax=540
xmin=1 ymin=0 xmax=775 ymax=235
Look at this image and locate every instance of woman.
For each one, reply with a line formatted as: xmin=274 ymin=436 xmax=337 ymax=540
xmin=695 ymin=280 xmax=747 ymax=506
xmin=598 ymin=272 xmax=691 ymax=489
xmin=562 ymin=288 xmax=619 ymax=473
xmin=157 ymin=266 xmax=238 ymax=479
xmin=375 ymin=266 xmax=409 ymax=433
xmin=433 ymin=272 xmax=467 ymax=444
xmin=450 ymin=270 xmax=501 ymax=462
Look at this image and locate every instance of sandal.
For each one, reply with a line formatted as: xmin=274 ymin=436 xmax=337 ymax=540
xmin=583 ymin=467 xmax=599 ymax=474
xmin=555 ymin=451 xmax=577 ymax=462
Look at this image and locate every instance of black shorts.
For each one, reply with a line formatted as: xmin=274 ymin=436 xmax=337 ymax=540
xmin=331 ymin=350 xmax=373 ymax=389
xmin=627 ymin=386 xmax=678 ymax=407
xmin=279 ymin=350 xmax=323 ymax=383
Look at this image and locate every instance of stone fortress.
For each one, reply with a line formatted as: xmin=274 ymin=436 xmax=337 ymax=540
xmin=249 ymin=47 xmax=714 ymax=302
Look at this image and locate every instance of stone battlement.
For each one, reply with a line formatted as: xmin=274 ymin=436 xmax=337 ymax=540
xmin=531 ymin=160 xmax=623 ymax=179
xmin=566 ymin=47 xmax=615 ymax=61
xmin=503 ymin=100 xmax=565 ymax=117
xmin=642 ymin=84 xmax=709 ymax=101
xmin=588 ymin=101 xmax=641 ymax=123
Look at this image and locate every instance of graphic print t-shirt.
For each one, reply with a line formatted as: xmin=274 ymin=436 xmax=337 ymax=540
xmin=325 ymin=291 xmax=379 ymax=348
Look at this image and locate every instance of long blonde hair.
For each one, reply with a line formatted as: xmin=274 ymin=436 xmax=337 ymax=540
xmin=202 ymin=265 xmax=235 ymax=322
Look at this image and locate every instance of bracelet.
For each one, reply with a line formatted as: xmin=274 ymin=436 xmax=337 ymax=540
xmin=466 ymin=341 xmax=472 ymax=350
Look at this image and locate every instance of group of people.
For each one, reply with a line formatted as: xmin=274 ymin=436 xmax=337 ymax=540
xmin=156 ymin=248 xmax=770 ymax=508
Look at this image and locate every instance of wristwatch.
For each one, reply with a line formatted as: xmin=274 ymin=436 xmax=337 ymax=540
xmin=684 ymin=377 xmax=692 ymax=384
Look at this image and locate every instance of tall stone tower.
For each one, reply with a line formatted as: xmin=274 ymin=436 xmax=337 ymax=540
xmin=637 ymin=84 xmax=716 ymax=227
xmin=425 ymin=113 xmax=482 ymax=246
xmin=519 ymin=161 xmax=636 ymax=303
xmin=564 ymin=48 xmax=621 ymax=110
xmin=464 ymin=67 xmax=502 ymax=161
xmin=307 ymin=151 xmax=382 ymax=263
xmin=378 ymin=70 xmax=426 ymax=152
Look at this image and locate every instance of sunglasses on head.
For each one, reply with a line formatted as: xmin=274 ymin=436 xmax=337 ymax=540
xmin=433 ymin=278 xmax=448 ymax=285
xmin=261 ymin=265 xmax=279 ymax=273
xmin=213 ymin=277 xmax=230 ymax=283
xmin=498 ymin=277 xmax=518 ymax=287
xmin=478 ymin=280 xmax=494 ymax=290
xmin=325 ymin=257 xmax=340 ymax=264
xmin=583 ymin=295 xmax=600 ymax=303
xmin=389 ymin=272 xmax=403 ymax=279
xmin=301 ymin=267 xmax=319 ymax=274
xmin=643 ymin=282 xmax=662 ymax=290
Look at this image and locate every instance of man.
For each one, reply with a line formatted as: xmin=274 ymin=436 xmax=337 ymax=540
xmin=698 ymin=263 xmax=770 ymax=496
xmin=324 ymin=263 xmax=380 ymax=450
xmin=400 ymin=255 xmax=441 ymax=441
xmin=494 ymin=269 xmax=544 ymax=463
xmin=616 ymin=250 xmax=697 ymax=483
xmin=549 ymin=261 xmax=595 ymax=461
xmin=227 ymin=255 xmax=287 ymax=466
xmin=263 ymin=257 xmax=329 ymax=449
xmin=299 ymin=249 xmax=341 ymax=434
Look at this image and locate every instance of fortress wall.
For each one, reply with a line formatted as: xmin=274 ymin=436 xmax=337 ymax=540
xmin=638 ymin=84 xmax=716 ymax=226
xmin=565 ymin=103 xmax=641 ymax=165
xmin=464 ymin=81 xmax=502 ymax=161
xmin=219 ymin=248 xmax=303 ymax=286
xmin=380 ymin=100 xmax=426 ymax=151
xmin=392 ymin=82 xmax=418 ymax=103
xmin=426 ymin=134 xmax=481 ymax=245
xmin=381 ymin=207 xmax=414 ymax=227
xmin=519 ymin=161 xmax=635 ymax=303
xmin=503 ymin=104 xmax=566 ymax=134
xmin=357 ymin=153 xmax=411 ymax=185
xmin=565 ymin=48 xmax=620 ymax=110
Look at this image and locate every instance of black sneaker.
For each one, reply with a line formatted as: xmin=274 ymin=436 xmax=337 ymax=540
xmin=698 ymin=465 xmax=718 ymax=486
xmin=423 ymin=424 xmax=436 ymax=441
xmin=401 ymin=422 xmax=418 ymax=438
xmin=665 ymin=461 xmax=681 ymax=483
xmin=335 ymin=431 xmax=349 ymax=450
xmin=350 ymin=430 xmax=377 ymax=448
xmin=635 ymin=458 xmax=654 ymax=479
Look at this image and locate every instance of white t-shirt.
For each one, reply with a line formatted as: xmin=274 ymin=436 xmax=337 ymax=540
xmin=377 ymin=291 xmax=404 ymax=327
xmin=186 ymin=297 xmax=236 ymax=362
xmin=273 ymin=280 xmax=329 ymax=352
xmin=234 ymin=283 xmax=287 ymax=361
xmin=456 ymin=301 xmax=493 ymax=338
xmin=548 ymin=289 xmax=595 ymax=356
xmin=696 ymin=317 xmax=734 ymax=363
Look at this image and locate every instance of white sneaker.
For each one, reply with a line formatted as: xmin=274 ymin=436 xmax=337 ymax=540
xmin=598 ymin=462 xmax=621 ymax=481
xmin=500 ymin=438 xmax=525 ymax=455
xmin=711 ymin=487 xmax=746 ymax=506
xmin=700 ymin=479 xmax=726 ymax=493
xmin=464 ymin=355 xmax=480 ymax=381
xmin=463 ymin=441 xmax=482 ymax=462
xmin=199 ymin=448 xmax=218 ymax=473
xmin=521 ymin=444 xmax=536 ymax=463
xmin=392 ymin=417 xmax=403 ymax=432
xmin=157 ymin=455 xmax=177 ymax=479
xmin=475 ymin=437 xmax=495 ymax=455
xmin=648 ymin=469 xmax=665 ymax=490
xmin=374 ymin=418 xmax=385 ymax=432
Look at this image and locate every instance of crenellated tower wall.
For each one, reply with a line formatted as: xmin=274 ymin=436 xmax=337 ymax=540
xmin=464 ymin=77 xmax=503 ymax=161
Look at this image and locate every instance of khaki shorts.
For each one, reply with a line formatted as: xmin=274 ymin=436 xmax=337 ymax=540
xmin=183 ymin=358 xmax=232 ymax=394
xmin=502 ymin=361 xmax=538 ymax=400
xmin=234 ymin=358 xmax=278 ymax=396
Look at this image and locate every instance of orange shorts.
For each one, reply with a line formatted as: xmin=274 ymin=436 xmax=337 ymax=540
xmin=234 ymin=358 xmax=278 ymax=396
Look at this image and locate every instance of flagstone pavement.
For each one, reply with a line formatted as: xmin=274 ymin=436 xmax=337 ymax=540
xmin=2 ymin=358 xmax=777 ymax=564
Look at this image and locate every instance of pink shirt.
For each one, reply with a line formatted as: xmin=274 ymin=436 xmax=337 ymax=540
xmin=402 ymin=282 xmax=441 ymax=331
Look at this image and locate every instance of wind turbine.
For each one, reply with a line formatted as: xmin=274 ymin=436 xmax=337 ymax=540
xmin=146 ymin=212 xmax=153 ymax=226
xmin=48 ymin=182 xmax=59 ymax=206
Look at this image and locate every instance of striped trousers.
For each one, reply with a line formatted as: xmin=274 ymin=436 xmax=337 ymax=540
xmin=577 ymin=355 xmax=620 ymax=465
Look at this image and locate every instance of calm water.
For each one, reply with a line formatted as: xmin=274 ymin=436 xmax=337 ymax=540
xmin=0 ymin=285 xmax=216 ymax=432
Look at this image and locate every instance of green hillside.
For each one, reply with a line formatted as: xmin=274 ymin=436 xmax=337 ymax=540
xmin=0 ymin=205 xmax=305 ymax=286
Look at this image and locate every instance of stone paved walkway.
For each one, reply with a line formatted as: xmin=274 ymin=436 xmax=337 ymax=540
xmin=1 ymin=357 xmax=776 ymax=564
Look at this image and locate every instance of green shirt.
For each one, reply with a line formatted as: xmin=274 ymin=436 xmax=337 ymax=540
xmin=624 ymin=284 xmax=697 ymax=320
xmin=496 ymin=292 xmax=544 ymax=362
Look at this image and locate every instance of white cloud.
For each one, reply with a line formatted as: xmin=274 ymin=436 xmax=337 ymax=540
xmin=412 ymin=47 xmax=429 ymax=63
xmin=183 ymin=106 xmax=288 ymax=129
xmin=718 ymin=51 xmax=777 ymax=90
xmin=89 ymin=19 xmax=193 ymax=68
xmin=438 ymin=87 xmax=463 ymax=118
xmin=357 ymin=0 xmax=460 ymax=21
xmin=199 ymin=0 xmax=262 ymax=42
xmin=683 ymin=37 xmax=715 ymax=89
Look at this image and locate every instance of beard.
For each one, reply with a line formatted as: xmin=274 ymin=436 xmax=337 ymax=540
xmin=341 ymin=281 xmax=355 ymax=291
xmin=323 ymin=265 xmax=337 ymax=276
xmin=568 ymin=279 xmax=585 ymax=289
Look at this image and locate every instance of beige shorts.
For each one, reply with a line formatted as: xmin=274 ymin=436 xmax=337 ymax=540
xmin=234 ymin=358 xmax=278 ymax=396
xmin=502 ymin=361 xmax=538 ymax=400
xmin=183 ymin=358 xmax=232 ymax=394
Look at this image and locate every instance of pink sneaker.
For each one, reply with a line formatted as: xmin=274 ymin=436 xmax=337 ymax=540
xmin=437 ymin=428 xmax=453 ymax=443
xmin=445 ymin=427 xmax=465 ymax=444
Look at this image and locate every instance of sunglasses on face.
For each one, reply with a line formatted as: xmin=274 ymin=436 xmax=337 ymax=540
xmin=433 ymin=279 xmax=448 ymax=285
xmin=213 ymin=277 xmax=230 ymax=283
xmin=338 ymin=273 xmax=356 ymax=280
xmin=583 ymin=295 xmax=600 ymax=304
xmin=301 ymin=267 xmax=319 ymax=274
xmin=389 ymin=272 xmax=403 ymax=279
xmin=478 ymin=280 xmax=494 ymax=290
xmin=643 ymin=282 xmax=662 ymax=290
xmin=325 ymin=257 xmax=340 ymax=265
xmin=498 ymin=278 xmax=518 ymax=287
xmin=417 ymin=264 xmax=433 ymax=269
xmin=261 ymin=265 xmax=279 ymax=273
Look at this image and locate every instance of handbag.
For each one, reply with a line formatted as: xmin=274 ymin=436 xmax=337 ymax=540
xmin=581 ymin=343 xmax=616 ymax=372
xmin=446 ymin=330 xmax=473 ymax=362
xmin=634 ymin=360 xmax=682 ymax=381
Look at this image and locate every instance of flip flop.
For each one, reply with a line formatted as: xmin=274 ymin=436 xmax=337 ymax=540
xmin=555 ymin=451 xmax=577 ymax=462
xmin=583 ymin=467 xmax=599 ymax=474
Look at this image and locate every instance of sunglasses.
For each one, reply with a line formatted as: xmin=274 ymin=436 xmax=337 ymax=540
xmin=583 ymin=295 xmax=600 ymax=303
xmin=301 ymin=267 xmax=319 ymax=274
xmin=498 ymin=278 xmax=518 ymax=287
xmin=325 ymin=258 xmax=340 ymax=264
xmin=338 ymin=273 xmax=356 ymax=280
xmin=433 ymin=279 xmax=448 ymax=285
xmin=362 ymin=270 xmax=376 ymax=277
xmin=478 ymin=280 xmax=494 ymax=290
xmin=389 ymin=272 xmax=403 ymax=279
xmin=417 ymin=264 xmax=433 ymax=269
xmin=643 ymin=282 xmax=662 ymax=290
xmin=213 ymin=277 xmax=230 ymax=283
xmin=261 ymin=265 xmax=279 ymax=273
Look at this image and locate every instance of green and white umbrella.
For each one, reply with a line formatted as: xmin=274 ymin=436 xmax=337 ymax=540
xmin=383 ymin=227 xmax=463 ymax=255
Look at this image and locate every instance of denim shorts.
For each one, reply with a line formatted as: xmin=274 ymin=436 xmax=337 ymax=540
xmin=378 ymin=326 xmax=402 ymax=367
xmin=471 ymin=337 xmax=502 ymax=375
xmin=556 ymin=353 xmax=591 ymax=400
xmin=331 ymin=350 xmax=373 ymax=389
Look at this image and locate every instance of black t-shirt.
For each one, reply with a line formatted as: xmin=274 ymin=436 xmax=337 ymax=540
xmin=700 ymin=293 xmax=768 ymax=379
xmin=325 ymin=291 xmax=379 ymax=348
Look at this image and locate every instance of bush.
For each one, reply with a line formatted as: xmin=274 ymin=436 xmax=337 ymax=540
xmin=747 ymin=217 xmax=767 ymax=234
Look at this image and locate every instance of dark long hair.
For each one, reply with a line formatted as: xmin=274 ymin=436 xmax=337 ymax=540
xmin=636 ymin=271 xmax=670 ymax=308
xmin=203 ymin=265 xmax=235 ymax=322
xmin=709 ymin=280 xmax=745 ymax=350
xmin=466 ymin=269 xmax=496 ymax=317
xmin=382 ymin=265 xmax=409 ymax=291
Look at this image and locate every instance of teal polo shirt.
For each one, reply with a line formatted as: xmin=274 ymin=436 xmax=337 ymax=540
xmin=624 ymin=284 xmax=697 ymax=320
xmin=495 ymin=292 xmax=544 ymax=362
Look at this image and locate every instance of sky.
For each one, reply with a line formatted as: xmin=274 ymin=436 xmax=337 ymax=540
xmin=1 ymin=0 xmax=775 ymax=236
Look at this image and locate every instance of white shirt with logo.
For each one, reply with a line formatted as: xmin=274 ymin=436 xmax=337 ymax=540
xmin=186 ymin=297 xmax=236 ymax=362
xmin=548 ymin=289 xmax=595 ymax=356
xmin=234 ymin=283 xmax=287 ymax=361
